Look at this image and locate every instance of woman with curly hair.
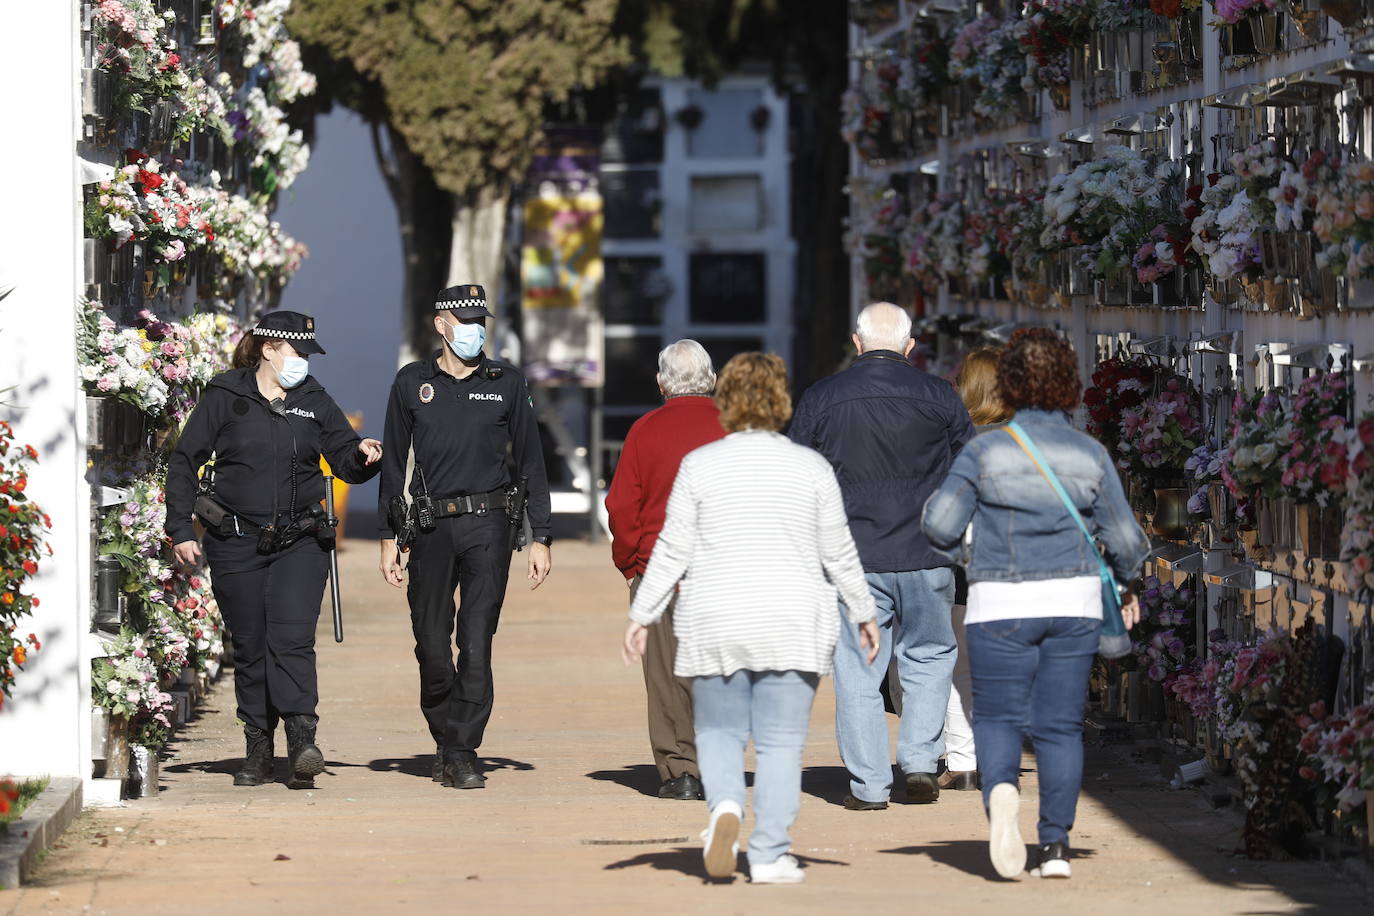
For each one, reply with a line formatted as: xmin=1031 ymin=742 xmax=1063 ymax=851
xmin=923 ymin=329 xmax=1148 ymax=881
xmin=623 ymin=352 xmax=880 ymax=885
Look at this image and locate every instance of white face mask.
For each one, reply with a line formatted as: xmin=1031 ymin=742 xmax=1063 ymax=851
xmin=268 ymin=348 xmax=309 ymax=389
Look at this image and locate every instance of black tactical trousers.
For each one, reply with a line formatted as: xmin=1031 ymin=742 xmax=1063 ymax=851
xmin=205 ymin=531 xmax=330 ymax=732
xmin=406 ymin=513 xmax=513 ymax=762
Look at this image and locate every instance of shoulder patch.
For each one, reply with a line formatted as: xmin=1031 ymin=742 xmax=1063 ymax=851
xmin=418 ymin=382 xmax=435 ymax=404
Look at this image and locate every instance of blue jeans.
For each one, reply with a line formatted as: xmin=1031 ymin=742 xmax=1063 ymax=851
xmin=834 ymin=569 xmax=957 ymax=802
xmin=966 ymin=616 xmax=1100 ymax=845
xmin=693 ymin=670 xmax=819 ymax=866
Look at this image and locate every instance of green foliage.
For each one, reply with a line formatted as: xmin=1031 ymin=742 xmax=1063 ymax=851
xmin=289 ymin=0 xmax=629 ymax=197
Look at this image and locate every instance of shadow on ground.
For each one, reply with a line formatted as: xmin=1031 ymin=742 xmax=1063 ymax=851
xmin=881 ymin=840 xmax=1096 ymax=882
xmin=1075 ymin=743 xmax=1365 ymax=913
xmin=367 ymin=756 xmax=535 ymax=779
xmin=603 ymin=846 xmax=849 ymax=882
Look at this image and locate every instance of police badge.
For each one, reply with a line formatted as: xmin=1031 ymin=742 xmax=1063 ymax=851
xmin=418 ymin=382 xmax=435 ymax=403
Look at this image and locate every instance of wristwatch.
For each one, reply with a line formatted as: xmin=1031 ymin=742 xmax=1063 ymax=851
xmin=532 ymin=535 xmax=552 ymax=547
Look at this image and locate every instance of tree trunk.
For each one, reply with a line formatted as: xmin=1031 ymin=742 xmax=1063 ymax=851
xmin=447 ymin=182 xmax=512 ymax=341
xmin=788 ymin=1 xmax=852 ymax=389
xmin=369 ymin=123 xmax=453 ymax=366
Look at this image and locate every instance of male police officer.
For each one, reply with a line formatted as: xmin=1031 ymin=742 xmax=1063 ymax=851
xmin=379 ymin=284 xmax=552 ymax=789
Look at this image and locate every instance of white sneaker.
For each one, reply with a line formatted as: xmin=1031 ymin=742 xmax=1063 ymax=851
xmin=987 ymin=783 xmax=1027 ymax=879
xmin=750 ymin=854 xmax=805 ymax=885
xmin=700 ymin=800 xmax=742 ymax=879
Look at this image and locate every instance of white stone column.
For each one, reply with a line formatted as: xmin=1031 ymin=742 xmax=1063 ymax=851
xmin=0 ymin=1 xmax=92 ymax=781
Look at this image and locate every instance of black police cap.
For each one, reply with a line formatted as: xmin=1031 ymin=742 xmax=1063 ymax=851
xmin=252 ymin=310 xmax=325 ymax=355
xmin=435 ymin=284 xmax=494 ymax=319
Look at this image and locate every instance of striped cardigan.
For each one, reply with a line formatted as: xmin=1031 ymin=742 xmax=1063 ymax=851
xmin=629 ymin=430 xmax=877 ymax=678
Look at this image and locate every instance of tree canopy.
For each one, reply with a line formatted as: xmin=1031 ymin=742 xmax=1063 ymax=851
xmin=290 ymin=0 xmax=628 ymax=197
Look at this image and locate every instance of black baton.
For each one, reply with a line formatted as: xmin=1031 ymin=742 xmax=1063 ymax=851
xmin=324 ymin=475 xmax=344 ymax=643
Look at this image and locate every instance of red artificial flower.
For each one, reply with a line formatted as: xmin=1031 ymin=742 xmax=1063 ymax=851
xmin=125 ymin=148 xmax=146 ymax=165
xmin=21 ymin=560 xmax=36 ymax=575
xmin=24 ymin=445 xmax=36 ymax=460
xmin=28 ymin=634 xmax=40 ymax=651
xmin=137 ymin=170 xmax=164 ymax=191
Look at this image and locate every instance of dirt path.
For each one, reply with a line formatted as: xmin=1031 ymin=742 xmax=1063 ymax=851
xmin=2 ymin=540 xmax=1368 ymax=914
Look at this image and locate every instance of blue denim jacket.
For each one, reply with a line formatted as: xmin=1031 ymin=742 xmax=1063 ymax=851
xmin=921 ymin=408 xmax=1150 ymax=585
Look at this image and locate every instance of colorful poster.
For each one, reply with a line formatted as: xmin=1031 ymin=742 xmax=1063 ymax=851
xmin=520 ymin=188 xmax=604 ymax=387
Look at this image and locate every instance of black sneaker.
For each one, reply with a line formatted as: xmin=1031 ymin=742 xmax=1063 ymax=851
xmin=1029 ymin=842 xmax=1071 ymax=879
xmin=442 ymin=757 xmax=487 ymax=789
xmin=842 ymin=793 xmax=888 ymax=811
xmin=904 ymin=771 xmax=940 ymax=803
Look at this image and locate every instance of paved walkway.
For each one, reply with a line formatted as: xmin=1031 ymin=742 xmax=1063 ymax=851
xmin=2 ymin=541 xmax=1370 ymax=914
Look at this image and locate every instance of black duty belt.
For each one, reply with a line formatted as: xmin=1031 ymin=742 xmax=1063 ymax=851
xmin=433 ymin=489 xmax=510 ymax=518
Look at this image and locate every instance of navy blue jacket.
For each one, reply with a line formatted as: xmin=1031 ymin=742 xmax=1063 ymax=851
xmin=789 ymin=351 xmax=974 ymax=573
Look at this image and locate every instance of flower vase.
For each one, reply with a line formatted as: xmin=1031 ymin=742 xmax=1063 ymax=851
xmin=1049 ymin=83 xmax=1072 ymax=112
xmin=1245 ymin=13 xmax=1281 ymax=54
xmin=130 ymin=745 xmax=159 ymax=798
xmin=1319 ymin=0 xmax=1363 ymax=26
xmin=1289 ymin=1 xmax=1325 ymax=38
xmin=1151 ymin=488 xmax=1192 ymax=540
xmin=104 ymin=713 xmax=131 ymax=780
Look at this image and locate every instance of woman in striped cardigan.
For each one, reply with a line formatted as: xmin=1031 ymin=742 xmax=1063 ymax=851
xmin=623 ymin=352 xmax=880 ymax=885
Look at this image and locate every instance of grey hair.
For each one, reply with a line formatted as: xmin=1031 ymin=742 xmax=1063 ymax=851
xmin=855 ymin=301 xmax=913 ymax=352
xmin=657 ymin=339 xmax=716 ymax=397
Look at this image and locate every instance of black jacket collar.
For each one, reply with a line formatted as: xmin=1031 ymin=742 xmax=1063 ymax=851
xmin=209 ymin=366 xmax=323 ymax=398
xmin=421 ymin=349 xmax=489 ymax=381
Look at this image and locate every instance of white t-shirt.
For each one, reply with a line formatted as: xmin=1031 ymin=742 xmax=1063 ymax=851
xmin=965 ymin=576 xmax=1102 ymax=625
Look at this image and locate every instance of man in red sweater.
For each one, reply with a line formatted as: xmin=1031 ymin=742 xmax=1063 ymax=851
xmin=605 ymin=340 xmax=725 ymax=801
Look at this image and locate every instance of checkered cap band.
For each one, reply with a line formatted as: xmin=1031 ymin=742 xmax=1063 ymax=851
xmin=253 ymin=327 xmax=316 ymax=341
xmin=435 ymin=298 xmax=486 ymax=310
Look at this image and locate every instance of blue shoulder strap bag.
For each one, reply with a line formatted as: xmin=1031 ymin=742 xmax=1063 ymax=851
xmin=1005 ymin=421 xmax=1132 ymax=659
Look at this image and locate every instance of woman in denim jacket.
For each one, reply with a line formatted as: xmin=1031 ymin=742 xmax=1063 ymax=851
xmin=922 ymin=329 xmax=1149 ymax=881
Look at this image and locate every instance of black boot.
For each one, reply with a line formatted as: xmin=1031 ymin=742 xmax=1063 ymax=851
xmin=432 ymin=745 xmax=445 ymax=783
xmin=284 ymin=714 xmax=325 ymax=789
xmin=233 ymin=725 xmax=274 ymax=786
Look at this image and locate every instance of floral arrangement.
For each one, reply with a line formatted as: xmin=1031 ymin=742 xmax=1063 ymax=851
xmin=78 ymin=300 xmax=172 ymax=416
xmin=1133 ymin=575 xmax=1193 ymax=682
xmin=1117 ymin=376 xmax=1204 ymax=482
xmin=1169 ymin=629 xmax=1244 ymax=719
xmin=1271 ymin=150 xmax=1337 ymax=233
xmin=963 ymin=196 xmax=1011 ymax=283
xmin=92 ymin=1 xmax=190 ymax=120
xmin=1209 ymin=0 xmax=1277 ymax=26
xmin=903 ymin=195 xmax=964 ymax=292
xmin=1083 ymin=357 xmax=1158 ymax=451
xmin=1279 ymin=372 xmax=1350 ymax=508
xmin=1221 ymin=387 xmax=1289 ymax=519
xmin=98 ymin=464 xmax=174 ymax=613
xmin=1311 ymin=157 xmax=1374 ymax=282
xmin=83 ymin=151 xmax=216 ymax=286
xmin=1185 ymin=442 xmax=1225 ymax=516
xmin=1299 ymin=691 xmax=1374 ymax=812
xmin=1040 ymin=146 xmax=1181 ymax=277
xmin=1339 ymin=412 xmax=1374 ymax=593
xmin=0 ymin=421 xmax=50 ymax=708
xmin=846 ymin=179 xmax=909 ymax=302
xmin=1133 ymin=222 xmax=1192 ymax=284
xmin=91 ymin=628 xmax=174 ymax=747
xmin=1189 ymin=173 xmax=1264 ymax=280
xmin=948 ymin=16 xmax=1028 ymax=121
xmin=1017 ymin=0 xmax=1094 ymax=90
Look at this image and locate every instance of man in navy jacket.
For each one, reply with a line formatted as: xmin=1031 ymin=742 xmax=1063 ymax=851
xmin=789 ymin=302 xmax=974 ymax=809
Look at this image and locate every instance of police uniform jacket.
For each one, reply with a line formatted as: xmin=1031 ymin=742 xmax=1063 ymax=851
xmin=165 ymin=368 xmax=380 ymax=544
xmin=377 ymin=352 xmax=551 ymax=541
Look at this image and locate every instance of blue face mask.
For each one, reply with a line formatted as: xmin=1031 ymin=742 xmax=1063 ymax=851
xmin=276 ymin=356 xmax=309 ymax=389
xmin=446 ymin=322 xmax=486 ymax=360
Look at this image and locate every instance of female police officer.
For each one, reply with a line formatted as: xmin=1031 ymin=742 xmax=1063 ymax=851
xmin=165 ymin=311 xmax=382 ymax=788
